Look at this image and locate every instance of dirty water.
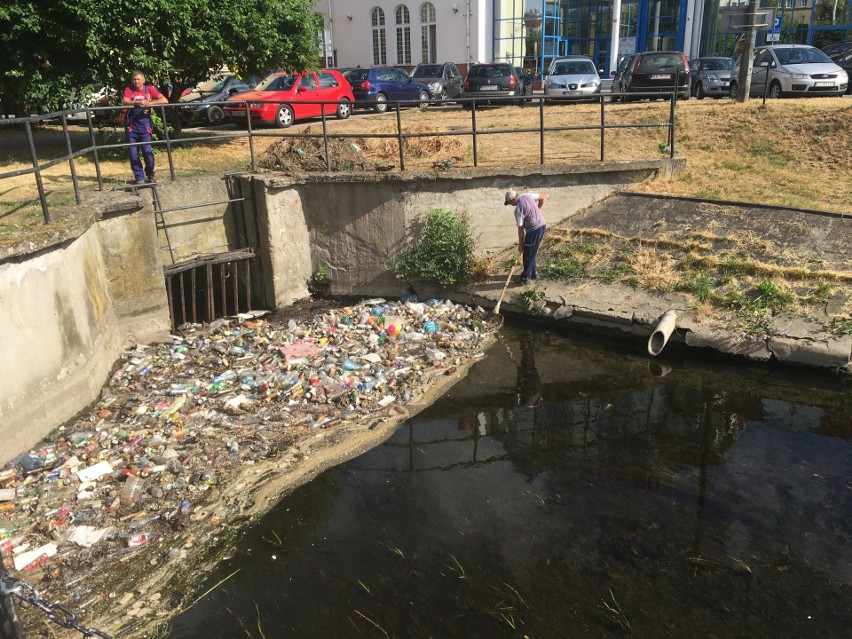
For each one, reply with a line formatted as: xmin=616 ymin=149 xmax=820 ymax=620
xmin=167 ymin=327 xmax=852 ymax=638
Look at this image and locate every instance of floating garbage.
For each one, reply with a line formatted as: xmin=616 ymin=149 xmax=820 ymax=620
xmin=0 ymin=297 xmax=493 ymax=631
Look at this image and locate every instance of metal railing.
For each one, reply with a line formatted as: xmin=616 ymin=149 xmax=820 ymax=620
xmin=0 ymin=92 xmax=679 ymax=225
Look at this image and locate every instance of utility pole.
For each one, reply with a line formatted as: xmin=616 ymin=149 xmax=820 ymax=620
xmin=735 ymin=0 xmax=759 ymax=102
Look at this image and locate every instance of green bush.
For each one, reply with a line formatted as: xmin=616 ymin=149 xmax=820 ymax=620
xmin=391 ymin=208 xmax=475 ymax=286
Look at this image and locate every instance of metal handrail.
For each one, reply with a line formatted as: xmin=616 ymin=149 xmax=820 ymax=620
xmin=1 ymin=93 xmax=677 ymax=224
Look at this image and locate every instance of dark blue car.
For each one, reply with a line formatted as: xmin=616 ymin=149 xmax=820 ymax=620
xmin=343 ymin=67 xmax=431 ymax=112
xmin=180 ymin=74 xmax=258 ymax=125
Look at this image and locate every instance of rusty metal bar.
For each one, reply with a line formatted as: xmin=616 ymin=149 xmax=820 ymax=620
xmin=191 ymin=268 xmax=197 ymax=324
xmin=539 ymin=98 xmax=545 ymax=165
xmin=231 ymin=261 xmax=238 ymax=315
xmin=321 ymin=108 xmax=331 ymax=171
xmin=471 ymin=102 xmax=478 ymax=167
xmin=166 ymin=275 xmax=175 ymax=331
xmin=220 ymin=263 xmax=227 ymax=319
xmin=600 ymin=96 xmax=606 ymax=162
xmin=396 ymin=107 xmax=405 ymax=171
xmin=179 ymin=271 xmax=187 ymax=326
xmin=85 ymin=111 xmax=104 ymax=191
xmin=207 ymin=263 xmax=214 ymax=320
xmin=245 ymin=260 xmax=252 ymax=311
xmin=157 ymin=105 xmax=176 ymax=182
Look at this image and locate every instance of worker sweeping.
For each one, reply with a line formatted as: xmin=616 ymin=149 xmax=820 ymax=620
xmin=503 ymin=188 xmax=548 ymax=285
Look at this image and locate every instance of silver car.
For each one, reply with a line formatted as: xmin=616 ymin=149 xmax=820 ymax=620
xmin=544 ymin=56 xmax=602 ymax=101
xmin=730 ymin=45 xmax=848 ymax=98
xmin=690 ymin=57 xmax=734 ymax=99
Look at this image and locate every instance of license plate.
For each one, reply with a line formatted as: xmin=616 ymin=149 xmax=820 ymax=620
xmin=481 ymin=85 xmax=499 ymax=91
xmin=650 ymin=74 xmax=672 ymax=80
xmin=564 ymin=91 xmax=582 ymax=96
xmin=814 ymin=81 xmax=833 ymax=86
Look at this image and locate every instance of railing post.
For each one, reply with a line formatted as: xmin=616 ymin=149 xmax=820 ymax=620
xmin=61 ymin=113 xmax=82 ymax=204
xmin=600 ymin=95 xmax=606 ymax=162
xmin=25 ymin=121 xmax=51 ymax=223
xmin=245 ymin=100 xmax=256 ymax=172
xmin=396 ymin=104 xmax=405 ymax=171
xmin=471 ymin=101 xmax=478 ymax=167
xmin=85 ymin=110 xmax=104 ymax=191
xmin=321 ymin=103 xmax=331 ymax=171
xmin=158 ymin=105 xmax=176 ymax=181
xmin=539 ymin=97 xmax=545 ymax=165
xmin=669 ymin=90 xmax=677 ymax=159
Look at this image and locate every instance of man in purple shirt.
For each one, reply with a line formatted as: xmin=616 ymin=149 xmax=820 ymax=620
xmin=504 ymin=188 xmax=548 ymax=285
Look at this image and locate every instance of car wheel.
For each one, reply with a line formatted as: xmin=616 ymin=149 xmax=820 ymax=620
xmin=695 ymin=83 xmax=705 ymax=100
xmin=418 ymin=90 xmax=430 ymax=109
xmin=440 ymin=88 xmax=448 ymax=101
xmin=336 ymin=98 xmax=351 ymax=120
xmin=729 ymin=81 xmax=738 ymax=99
xmin=768 ymin=81 xmax=782 ymax=99
xmin=207 ymin=106 xmax=225 ymax=125
xmin=274 ymin=104 xmax=294 ymax=128
xmin=374 ymin=93 xmax=388 ymax=113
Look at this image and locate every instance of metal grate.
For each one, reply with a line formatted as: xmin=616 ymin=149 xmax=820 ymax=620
xmin=164 ymin=249 xmax=259 ymax=329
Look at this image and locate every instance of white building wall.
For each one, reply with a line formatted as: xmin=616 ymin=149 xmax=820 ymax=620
xmin=315 ymin=0 xmax=487 ymax=71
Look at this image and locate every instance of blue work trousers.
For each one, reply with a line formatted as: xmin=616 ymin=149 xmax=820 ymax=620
xmin=126 ymin=123 xmax=155 ymax=181
xmin=520 ymin=224 xmax=546 ymax=283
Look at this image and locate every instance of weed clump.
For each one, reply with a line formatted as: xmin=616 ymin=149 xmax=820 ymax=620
xmin=391 ymin=208 xmax=475 ymax=286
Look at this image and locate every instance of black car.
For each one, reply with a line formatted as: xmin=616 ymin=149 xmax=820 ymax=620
xmin=463 ymin=63 xmax=525 ymax=107
xmin=410 ymin=62 xmax=464 ymax=100
xmin=614 ymin=51 xmax=690 ymax=101
xmin=180 ymin=74 xmax=257 ymax=125
xmin=821 ymin=41 xmax=852 ymax=94
xmin=689 ymin=56 xmax=735 ymax=99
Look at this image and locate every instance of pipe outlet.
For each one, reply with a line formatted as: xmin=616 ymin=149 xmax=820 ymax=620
xmin=648 ymin=310 xmax=677 ymax=357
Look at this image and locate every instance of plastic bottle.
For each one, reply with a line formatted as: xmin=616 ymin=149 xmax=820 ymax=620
xmin=119 ymin=475 xmax=145 ymax=506
xmin=227 ymin=440 xmax=239 ymax=456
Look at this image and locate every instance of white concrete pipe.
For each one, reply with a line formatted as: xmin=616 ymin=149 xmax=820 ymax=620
xmin=648 ymin=310 xmax=677 ymax=356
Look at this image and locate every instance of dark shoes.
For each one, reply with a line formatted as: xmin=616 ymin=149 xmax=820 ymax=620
xmin=145 ymin=176 xmax=156 ymax=183
xmin=134 ymin=179 xmax=145 ymax=185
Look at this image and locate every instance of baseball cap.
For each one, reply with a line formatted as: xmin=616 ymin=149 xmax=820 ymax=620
xmin=504 ymin=189 xmax=517 ymax=205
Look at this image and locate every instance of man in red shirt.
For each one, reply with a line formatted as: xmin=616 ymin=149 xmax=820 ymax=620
xmin=122 ymin=71 xmax=168 ymax=184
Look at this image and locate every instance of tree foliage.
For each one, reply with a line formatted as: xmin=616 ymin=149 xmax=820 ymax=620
xmin=1 ymin=0 xmax=321 ymax=115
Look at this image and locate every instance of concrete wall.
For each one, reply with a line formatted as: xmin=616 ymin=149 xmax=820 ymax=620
xmin=1 ymin=159 xmax=679 ymax=462
xmin=253 ymin=160 xmax=672 ymax=301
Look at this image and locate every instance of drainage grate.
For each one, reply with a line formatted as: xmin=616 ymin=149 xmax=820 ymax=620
xmin=164 ymin=249 xmax=261 ymax=329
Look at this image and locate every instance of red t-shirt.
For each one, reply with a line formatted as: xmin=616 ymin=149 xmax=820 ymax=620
xmin=123 ymin=84 xmax=164 ymax=127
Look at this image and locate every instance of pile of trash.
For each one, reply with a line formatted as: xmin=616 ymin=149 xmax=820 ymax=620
xmin=1 ymin=297 xmax=492 ymax=634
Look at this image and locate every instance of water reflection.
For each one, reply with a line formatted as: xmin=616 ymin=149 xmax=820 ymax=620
xmin=170 ymin=327 xmax=851 ymax=638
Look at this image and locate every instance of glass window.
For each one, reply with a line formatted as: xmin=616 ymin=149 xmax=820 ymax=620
xmin=318 ymin=73 xmax=338 ymax=89
xmin=298 ymin=73 xmax=317 ymax=90
xmin=372 ymin=8 xmax=387 ymax=65
xmin=396 ymin=6 xmax=412 ymax=65
xmin=420 ymin=2 xmax=437 ymax=64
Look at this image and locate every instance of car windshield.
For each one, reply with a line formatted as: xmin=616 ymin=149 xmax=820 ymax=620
xmin=412 ymin=65 xmax=443 ymax=78
xmin=702 ymin=58 xmax=734 ymax=71
xmin=775 ymin=47 xmax=833 ymax=65
xmin=256 ymin=74 xmax=297 ymax=91
xmin=552 ymin=60 xmax=597 ymax=75
xmin=345 ymin=69 xmax=369 ymax=82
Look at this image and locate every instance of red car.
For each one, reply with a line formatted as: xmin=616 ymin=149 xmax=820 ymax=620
xmin=223 ymin=70 xmax=353 ymax=128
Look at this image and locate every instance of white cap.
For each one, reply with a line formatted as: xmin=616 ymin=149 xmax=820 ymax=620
xmin=504 ymin=189 xmax=517 ymax=205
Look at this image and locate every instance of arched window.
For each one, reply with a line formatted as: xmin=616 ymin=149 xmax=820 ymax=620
xmin=396 ymin=6 xmax=412 ymax=65
xmin=420 ymin=2 xmax=436 ymax=64
xmin=372 ymin=8 xmax=387 ymax=65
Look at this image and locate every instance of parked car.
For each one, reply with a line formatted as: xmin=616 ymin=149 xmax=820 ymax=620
xmin=410 ymin=62 xmax=464 ymax=100
xmin=222 ymin=70 xmax=353 ymax=128
xmin=820 ymin=42 xmax=852 ymax=94
xmin=689 ymin=57 xmax=734 ymax=99
xmin=344 ymin=67 xmax=430 ymax=112
xmin=543 ymin=56 xmax=602 ymax=101
xmin=180 ymin=74 xmax=257 ymax=125
xmin=613 ymin=51 xmax=690 ymax=101
xmin=463 ymin=63 xmax=525 ymax=107
xmin=514 ymin=67 xmax=535 ymax=102
xmin=729 ymin=45 xmax=848 ymax=99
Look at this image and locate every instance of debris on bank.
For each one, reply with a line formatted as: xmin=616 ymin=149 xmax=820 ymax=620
xmin=1 ymin=297 xmax=493 ymax=635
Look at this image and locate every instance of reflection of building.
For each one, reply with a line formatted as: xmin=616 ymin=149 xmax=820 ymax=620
xmin=314 ymin=1 xmax=852 ymax=77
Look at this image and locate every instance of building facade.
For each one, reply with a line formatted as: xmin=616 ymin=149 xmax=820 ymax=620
xmin=315 ymin=0 xmax=852 ymax=77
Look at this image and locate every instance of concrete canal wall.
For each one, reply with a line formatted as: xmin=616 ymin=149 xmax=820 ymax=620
xmin=0 ymin=161 xmax=673 ymax=462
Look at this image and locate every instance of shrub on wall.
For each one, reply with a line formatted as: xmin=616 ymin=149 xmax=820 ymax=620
xmin=391 ymin=208 xmax=475 ymax=286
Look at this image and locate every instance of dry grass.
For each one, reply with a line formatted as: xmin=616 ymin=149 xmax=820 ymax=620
xmin=1 ymin=98 xmax=850 ymax=236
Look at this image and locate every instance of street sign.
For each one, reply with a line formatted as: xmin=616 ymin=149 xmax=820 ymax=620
xmin=774 ymin=17 xmax=782 ymax=31
xmin=766 ymin=32 xmax=780 ymax=42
